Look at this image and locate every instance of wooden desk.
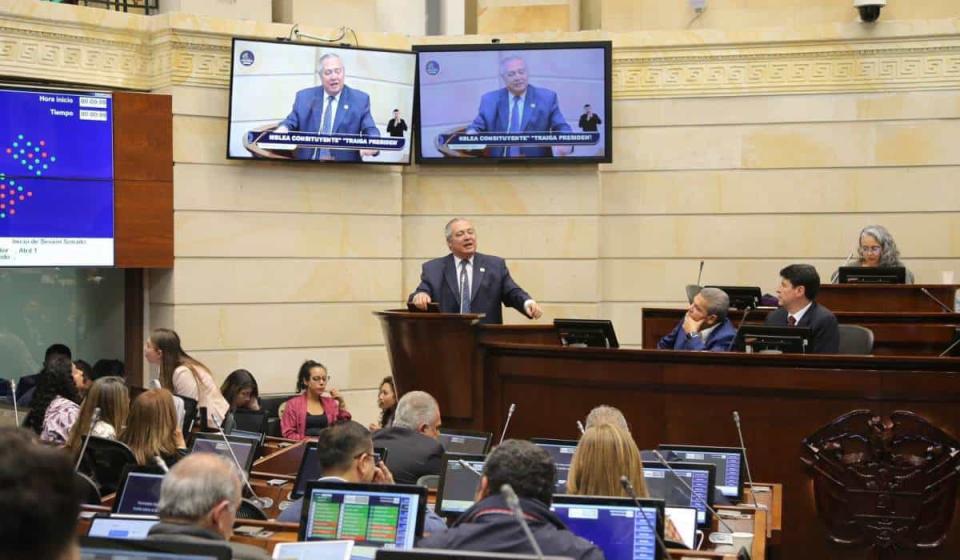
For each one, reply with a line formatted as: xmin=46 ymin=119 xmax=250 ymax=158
xmin=745 ymin=483 xmax=782 ymax=544
xmin=252 ymin=439 xmax=307 ymax=477
xmin=817 ymin=284 xmax=957 ymax=312
xmin=642 ymin=308 xmax=960 ymax=355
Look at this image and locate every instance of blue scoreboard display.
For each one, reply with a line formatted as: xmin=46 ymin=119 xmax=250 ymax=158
xmin=0 ymin=87 xmax=114 ymax=266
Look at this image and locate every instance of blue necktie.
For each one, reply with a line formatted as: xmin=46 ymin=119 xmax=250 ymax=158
xmin=459 ymin=260 xmax=471 ymax=313
xmin=316 ymin=95 xmax=335 ymax=160
xmin=507 ymin=95 xmax=521 ymax=157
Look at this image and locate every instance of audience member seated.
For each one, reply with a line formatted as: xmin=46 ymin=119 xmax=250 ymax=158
xmin=831 ymin=225 xmax=915 ymax=284
xmin=0 ymin=427 xmax=82 ymax=560
xmin=23 ymin=356 xmax=81 ymax=445
xmin=72 ymin=359 xmax=93 ymax=398
xmin=373 ymin=390 xmax=444 ymax=485
xmin=220 ymin=369 xmax=261 ymax=412
xmin=281 ymin=360 xmax=351 ymax=441
xmin=584 ymin=404 xmax=630 ymax=432
xmin=15 ymin=342 xmax=71 ymax=406
xmin=91 ymin=358 xmax=126 ymax=382
xmin=418 ymin=439 xmax=603 ymax=560
xmin=765 ymin=264 xmax=840 ymax=354
xmin=66 ymin=376 xmax=130 ymax=459
xmin=120 ymin=388 xmax=187 ymax=468
xmin=148 ymin=453 xmax=271 ymax=560
xmin=657 ymin=287 xmax=737 ymax=352
xmin=368 ymin=375 xmax=397 ymax=431
xmin=147 ymin=328 xmax=230 ymax=423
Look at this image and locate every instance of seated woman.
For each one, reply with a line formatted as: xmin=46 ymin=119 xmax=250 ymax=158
xmin=832 ymin=225 xmax=915 ymax=283
xmin=120 ymin=388 xmax=187 ymax=468
xmin=23 ymin=356 xmax=82 ymax=445
xmin=368 ymin=375 xmax=397 ymax=432
xmin=220 ymin=369 xmax=261 ymax=412
xmin=72 ymin=360 xmax=93 ymax=398
xmin=281 ymin=360 xmax=351 ymax=441
xmin=146 ymin=328 xmax=230 ymax=424
xmin=66 ymin=376 xmax=130 ymax=459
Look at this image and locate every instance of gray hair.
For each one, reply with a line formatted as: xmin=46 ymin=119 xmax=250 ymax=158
xmin=499 ymin=55 xmax=526 ymax=76
xmin=584 ymin=405 xmax=629 ymax=432
xmin=157 ymin=453 xmax=241 ymax=521
xmin=318 ymin=52 xmax=343 ymax=70
xmin=698 ymin=287 xmax=730 ymax=322
xmin=859 ymin=225 xmax=903 ymax=267
xmin=444 ymin=218 xmax=470 ymax=242
xmin=392 ymin=390 xmax=440 ymax=431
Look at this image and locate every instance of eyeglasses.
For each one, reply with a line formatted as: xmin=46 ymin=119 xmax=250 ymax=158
xmin=860 ymin=246 xmax=882 ymax=254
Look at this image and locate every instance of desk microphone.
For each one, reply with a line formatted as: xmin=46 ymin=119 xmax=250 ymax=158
xmin=457 ymin=459 xmax=483 ymax=477
xmin=697 ymin=260 xmax=705 ymax=287
xmin=732 ymin=411 xmax=762 ymax=510
xmin=921 ymin=288 xmax=954 ymax=313
xmin=621 ymin=476 xmax=674 ymax=560
xmin=209 ymin=412 xmax=273 ymax=509
xmin=74 ymin=407 xmax=101 ymax=472
xmin=153 ymin=455 xmax=170 ymax=474
xmin=650 ymin=450 xmax=736 ymax=535
xmin=500 ymin=484 xmax=544 ymax=559
xmin=576 ymin=420 xmax=585 ymax=435
xmin=726 ymin=307 xmax=753 ymax=351
xmin=9 ymin=379 xmax=18 ymax=427
xmin=498 ymin=403 xmax=516 ymax=446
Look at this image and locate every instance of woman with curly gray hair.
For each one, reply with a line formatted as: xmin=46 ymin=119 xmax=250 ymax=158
xmin=832 ymin=225 xmax=914 ymax=283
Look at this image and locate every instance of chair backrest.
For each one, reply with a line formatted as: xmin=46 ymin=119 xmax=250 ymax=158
xmin=82 ymin=436 xmax=138 ymax=495
xmin=176 ymin=394 xmax=198 ymax=435
xmin=416 ymin=474 xmax=439 ymax=490
xmin=259 ymin=393 xmax=297 ymax=437
xmin=75 ymin=472 xmax=102 ymax=505
xmin=837 ymin=324 xmax=874 ymax=355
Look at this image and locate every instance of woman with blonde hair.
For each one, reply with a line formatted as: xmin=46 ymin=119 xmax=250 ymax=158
xmin=66 ymin=376 xmax=130 ymax=458
xmin=567 ymin=423 xmax=648 ymax=497
xmin=145 ymin=328 xmax=229 ymax=424
xmin=119 ymin=388 xmax=187 ymax=467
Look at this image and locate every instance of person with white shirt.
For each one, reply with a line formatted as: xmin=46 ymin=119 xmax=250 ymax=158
xmin=409 ymin=218 xmax=542 ymax=324
xmin=764 ymin=264 xmax=840 ymax=354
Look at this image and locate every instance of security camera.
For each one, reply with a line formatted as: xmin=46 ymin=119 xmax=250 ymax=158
xmin=854 ymin=0 xmax=886 ymax=23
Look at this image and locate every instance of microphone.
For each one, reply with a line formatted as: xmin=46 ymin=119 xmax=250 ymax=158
xmin=732 ymin=411 xmax=762 ymax=510
xmin=576 ymin=420 xmax=585 ymax=435
xmin=153 ymin=455 xmax=170 ymax=474
xmin=726 ymin=307 xmax=753 ymax=351
xmin=209 ymin=412 xmax=273 ymax=509
xmin=921 ymin=288 xmax=954 ymax=313
xmin=498 ymin=403 xmax=516 ymax=446
xmin=696 ymin=260 xmax=705 ymax=287
xmin=650 ymin=450 xmax=735 ymax=535
xmin=500 ymin=484 xmax=544 ymax=559
xmin=621 ymin=476 xmax=674 ymax=560
xmin=74 ymin=407 xmax=101 ymax=472
xmin=9 ymin=379 xmax=18 ymax=427
xmin=457 ymin=459 xmax=483 ymax=477
xmin=151 ymin=379 xmax=162 ymax=390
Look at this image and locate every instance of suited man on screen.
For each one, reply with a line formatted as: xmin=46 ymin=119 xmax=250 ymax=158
xmin=409 ymin=218 xmax=542 ymax=325
xmin=467 ymin=56 xmax=572 ymax=158
xmin=275 ymin=53 xmax=380 ymax=161
xmin=764 ymin=264 xmax=840 ymax=354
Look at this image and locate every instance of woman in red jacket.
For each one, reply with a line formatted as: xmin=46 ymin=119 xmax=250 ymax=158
xmin=281 ymin=360 xmax=351 ymax=440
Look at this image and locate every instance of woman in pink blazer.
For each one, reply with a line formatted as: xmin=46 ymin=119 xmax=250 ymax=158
xmin=281 ymin=360 xmax=351 ymax=440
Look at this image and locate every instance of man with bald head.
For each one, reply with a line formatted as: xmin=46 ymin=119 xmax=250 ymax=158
xmin=409 ymin=218 xmax=541 ymax=324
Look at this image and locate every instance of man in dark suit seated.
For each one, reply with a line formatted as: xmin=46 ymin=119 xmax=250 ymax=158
xmin=409 ymin=218 xmax=542 ymax=325
xmin=372 ymin=390 xmax=445 ymax=485
xmin=764 ymin=264 xmax=840 ymax=354
xmin=657 ymin=287 xmax=737 ymax=351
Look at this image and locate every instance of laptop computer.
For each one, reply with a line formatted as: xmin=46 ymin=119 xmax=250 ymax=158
xmin=665 ymin=506 xmax=698 ymax=550
xmin=439 ymin=428 xmax=493 ymax=455
xmin=551 ymin=495 xmax=664 ymax=560
xmin=189 ymin=432 xmax=257 ymax=474
xmin=642 ymin=461 xmax=716 ymax=528
xmin=658 ymin=444 xmax=745 ymax=502
xmin=112 ymin=466 xmax=165 ymax=516
xmin=531 ymin=438 xmax=578 ymax=494
xmin=86 ymin=513 xmax=160 ymax=540
xmin=435 ymin=453 xmax=486 ymax=516
xmin=79 ymin=536 xmax=230 ymax=560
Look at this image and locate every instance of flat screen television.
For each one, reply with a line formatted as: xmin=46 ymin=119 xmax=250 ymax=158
xmin=837 ymin=266 xmax=906 ymax=284
xmin=227 ymin=38 xmax=417 ymax=165
xmin=0 ymin=85 xmax=114 ymax=266
xmin=555 ymin=318 xmax=619 ymax=348
xmin=414 ymin=41 xmax=612 ymax=164
xmin=734 ymin=325 xmax=812 ymax=354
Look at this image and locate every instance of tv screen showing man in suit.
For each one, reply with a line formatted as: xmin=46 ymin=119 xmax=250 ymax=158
xmin=414 ymin=42 xmax=611 ymax=164
xmin=227 ymin=39 xmax=416 ymax=165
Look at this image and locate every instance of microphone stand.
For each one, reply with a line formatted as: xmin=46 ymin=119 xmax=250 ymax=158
xmin=9 ymin=379 xmax=18 ymax=427
xmin=498 ymin=403 xmax=516 ymax=446
xmin=458 ymin=459 xmax=484 ymax=477
xmin=732 ymin=411 xmax=762 ymax=510
xmin=939 ymin=336 xmax=960 ymax=357
xmin=500 ymin=484 xmax=544 ymax=559
xmin=921 ymin=288 xmax=954 ymax=313
xmin=576 ymin=420 xmax=585 ymax=435
xmin=209 ymin=413 xmax=272 ymax=509
xmin=75 ymin=407 xmax=102 ymax=472
xmin=650 ymin=450 xmax=736 ymax=536
xmin=726 ymin=306 xmax=754 ymax=351
xmin=153 ymin=455 xmax=170 ymax=474
xmin=620 ymin=476 xmax=673 ymax=560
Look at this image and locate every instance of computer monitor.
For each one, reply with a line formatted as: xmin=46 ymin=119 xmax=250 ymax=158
xmin=299 ymin=480 xmax=427 ymax=555
xmin=642 ymin=461 xmax=716 ymax=527
xmin=658 ymin=445 xmax=745 ymax=501
xmin=550 ymin=495 xmax=663 ymax=560
xmin=554 ymin=319 xmax=619 ymax=348
xmin=837 ymin=266 xmax=906 ymax=284
xmin=703 ymin=286 xmax=761 ymax=310
xmin=189 ymin=432 xmax=257 ymax=473
xmin=113 ymin=466 xmax=165 ymax=516
xmin=734 ymin=325 xmax=813 ymax=354
xmin=439 ymin=429 xmax=493 ymax=455
xmin=436 ymin=453 xmax=486 ymax=516
xmin=292 ymin=443 xmax=389 ymax=500
xmin=664 ymin=506 xmax=698 ymax=550
xmin=376 ymin=550 xmax=569 ymax=560
xmin=531 ymin=438 xmax=579 ymax=494
xmin=86 ymin=514 xmax=160 ymax=540
xmin=80 ymin=536 xmax=230 ymax=560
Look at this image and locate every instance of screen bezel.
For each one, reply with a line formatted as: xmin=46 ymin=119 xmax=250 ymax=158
xmin=439 ymin=428 xmax=494 ymax=454
xmin=551 ymin=494 xmax=665 ymax=560
xmin=554 ymin=318 xmax=619 ymax=348
xmin=412 ymin=40 xmax=613 ymax=165
xmin=189 ymin=432 xmax=258 ymax=473
xmin=297 ymin=480 xmax=428 ymax=542
xmin=734 ymin=325 xmax=813 ymax=354
xmin=291 ymin=441 xmax=320 ymax=499
xmin=86 ymin=513 xmax=160 ymax=539
xmin=436 ymin=452 xmax=486 ymax=516
xmin=837 ymin=266 xmax=907 ymax=284
xmin=641 ymin=461 xmax=716 ymax=528
xmin=657 ymin=444 xmax=746 ymax=502
xmin=80 ymin=536 xmax=231 ymax=560
xmin=111 ymin=465 xmax=165 ymax=516
xmin=226 ymin=37 xmax=418 ymax=166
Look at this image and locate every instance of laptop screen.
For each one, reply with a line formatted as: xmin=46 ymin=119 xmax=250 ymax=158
xmin=642 ymin=462 xmax=715 ymax=526
xmin=436 ymin=453 xmax=485 ymax=515
xmin=80 ymin=536 xmax=230 ymax=560
xmin=439 ymin=430 xmax=492 ymax=455
xmin=531 ymin=438 xmax=578 ymax=494
xmin=189 ymin=434 xmax=256 ymax=473
xmin=665 ymin=506 xmax=698 ymax=550
xmin=299 ymin=481 xmax=427 ymax=553
xmin=114 ymin=471 xmax=165 ymax=515
xmin=658 ymin=445 xmax=744 ymax=500
xmin=551 ymin=496 xmax=662 ymax=560
xmin=87 ymin=515 xmax=159 ymax=540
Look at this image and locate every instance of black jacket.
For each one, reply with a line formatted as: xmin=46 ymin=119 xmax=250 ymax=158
xmin=764 ymin=301 xmax=840 ymax=354
xmin=372 ymin=426 xmax=444 ymax=485
xmin=147 ymin=521 xmax=270 ymax=560
xmin=418 ymin=494 xmax=604 ymax=560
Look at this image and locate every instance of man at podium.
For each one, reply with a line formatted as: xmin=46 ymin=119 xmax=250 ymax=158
xmin=409 ymin=218 xmax=542 ymax=325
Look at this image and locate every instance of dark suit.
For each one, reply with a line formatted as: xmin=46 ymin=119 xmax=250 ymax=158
xmin=278 ymin=85 xmax=380 ymax=161
xmin=372 ymin=426 xmax=444 ymax=485
xmin=764 ymin=302 xmax=840 ymax=354
xmin=657 ymin=317 xmax=738 ymax=352
xmin=409 ymin=253 xmax=532 ymax=325
xmin=469 ymin=84 xmax=571 ymax=158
